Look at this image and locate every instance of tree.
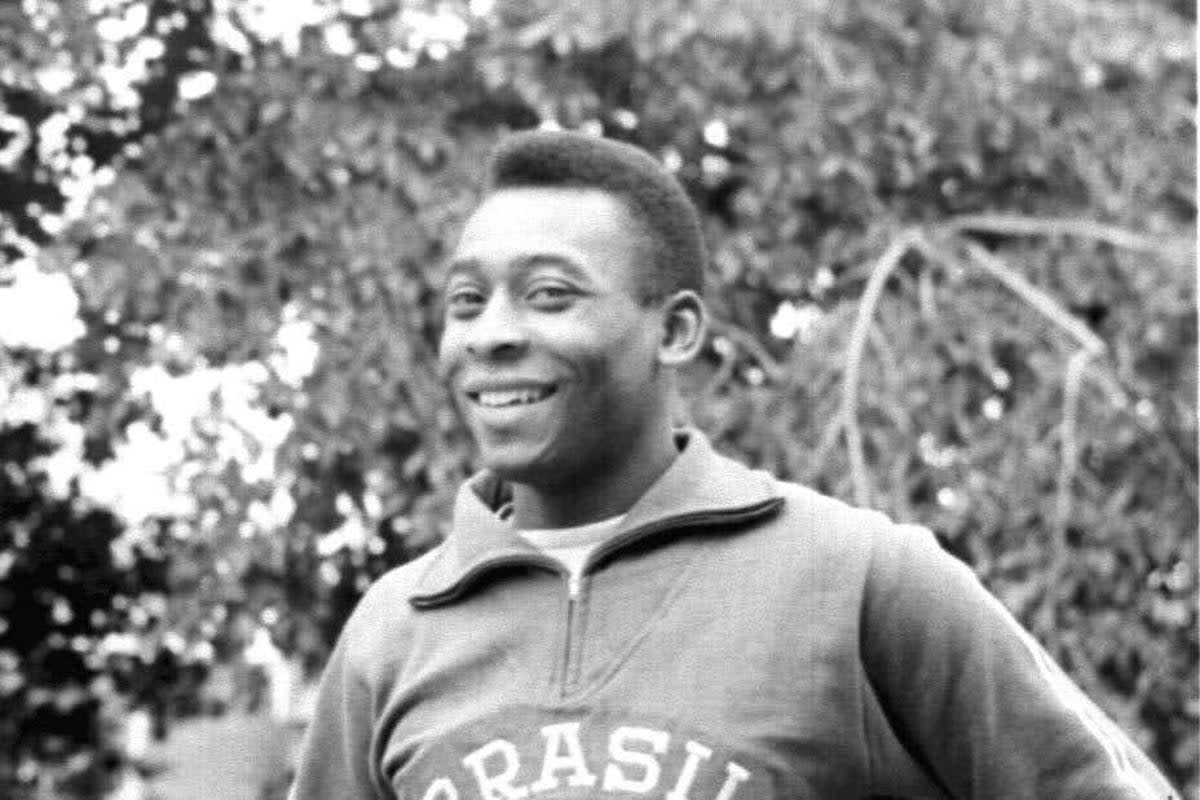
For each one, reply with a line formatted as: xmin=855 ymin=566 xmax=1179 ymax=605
xmin=1 ymin=0 xmax=1195 ymax=795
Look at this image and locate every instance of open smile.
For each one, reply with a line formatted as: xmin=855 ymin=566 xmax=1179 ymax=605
xmin=467 ymin=385 xmax=558 ymax=408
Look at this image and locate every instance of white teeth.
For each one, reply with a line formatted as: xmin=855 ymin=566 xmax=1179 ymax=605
xmin=476 ymin=388 xmax=552 ymax=407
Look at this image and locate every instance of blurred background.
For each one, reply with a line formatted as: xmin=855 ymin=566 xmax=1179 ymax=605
xmin=0 ymin=0 xmax=1195 ymax=797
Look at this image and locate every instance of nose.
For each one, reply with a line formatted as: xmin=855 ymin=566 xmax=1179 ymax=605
xmin=464 ymin=293 xmax=528 ymax=361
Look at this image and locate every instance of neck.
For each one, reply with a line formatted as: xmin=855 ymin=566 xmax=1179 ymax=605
xmin=509 ymin=423 xmax=679 ymax=529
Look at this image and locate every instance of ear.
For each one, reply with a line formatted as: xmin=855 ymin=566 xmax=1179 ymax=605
xmin=657 ymin=290 xmax=708 ymax=367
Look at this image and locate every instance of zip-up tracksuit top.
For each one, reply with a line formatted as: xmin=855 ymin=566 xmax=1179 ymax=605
xmin=289 ymin=430 xmax=1176 ymax=799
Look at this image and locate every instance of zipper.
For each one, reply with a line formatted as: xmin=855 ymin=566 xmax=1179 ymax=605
xmin=554 ymin=501 xmax=782 ymax=696
xmin=560 ymin=571 xmax=586 ymax=697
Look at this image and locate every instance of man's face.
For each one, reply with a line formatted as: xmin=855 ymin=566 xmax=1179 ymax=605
xmin=438 ymin=187 xmax=667 ymax=487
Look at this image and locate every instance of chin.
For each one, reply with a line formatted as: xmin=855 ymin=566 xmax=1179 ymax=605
xmin=477 ymin=441 xmax=570 ymax=487
xmin=477 ymin=438 xmax=546 ymax=478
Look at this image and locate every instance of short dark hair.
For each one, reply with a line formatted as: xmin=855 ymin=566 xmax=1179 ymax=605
xmin=484 ymin=130 xmax=706 ymax=303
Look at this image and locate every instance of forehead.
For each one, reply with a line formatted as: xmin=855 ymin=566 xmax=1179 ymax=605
xmin=452 ymin=187 xmax=642 ymax=279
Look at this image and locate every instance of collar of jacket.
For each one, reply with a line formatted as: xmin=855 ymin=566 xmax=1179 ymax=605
xmin=409 ymin=429 xmax=784 ymax=609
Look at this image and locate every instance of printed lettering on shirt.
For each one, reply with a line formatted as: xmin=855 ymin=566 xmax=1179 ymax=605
xmin=666 ymin=740 xmax=712 ymax=800
xmin=529 ymin=722 xmax=597 ymax=792
xmin=602 ymin=726 xmax=670 ymax=793
xmin=461 ymin=739 xmax=528 ymax=800
xmin=714 ymin=763 xmax=751 ymax=800
xmin=421 ymin=718 xmax=757 ymax=800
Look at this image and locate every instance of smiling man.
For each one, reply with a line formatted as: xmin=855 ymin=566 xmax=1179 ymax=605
xmin=288 ymin=131 xmax=1176 ymax=799
xmin=438 ymin=182 xmax=696 ymax=529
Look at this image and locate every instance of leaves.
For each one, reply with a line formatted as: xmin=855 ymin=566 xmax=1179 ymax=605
xmin=0 ymin=0 xmax=1195 ymax=795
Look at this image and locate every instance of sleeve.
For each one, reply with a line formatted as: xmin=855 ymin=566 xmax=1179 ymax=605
xmin=288 ymin=593 xmax=393 ymax=800
xmin=860 ymin=523 xmax=1178 ymax=800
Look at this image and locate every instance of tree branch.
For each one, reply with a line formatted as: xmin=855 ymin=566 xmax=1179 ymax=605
xmin=1055 ymin=350 xmax=1093 ymax=557
xmin=804 ymin=413 xmax=843 ymax=485
xmin=1039 ymin=348 xmax=1095 ymax=631
xmin=917 ymin=266 xmax=937 ymax=324
xmin=840 ymin=231 xmax=920 ymax=508
xmin=915 ymin=235 xmax=1107 ymax=356
xmin=914 ymin=233 xmax=1115 ymax=632
xmin=939 ymin=213 xmax=1189 ymax=261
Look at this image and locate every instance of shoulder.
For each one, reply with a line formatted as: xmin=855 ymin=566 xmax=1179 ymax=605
xmin=770 ymin=479 xmax=888 ymax=531
xmin=759 ymin=480 xmax=988 ymax=642
xmin=762 ymin=478 xmax=956 ymax=582
xmin=360 ymin=543 xmax=448 ymax=610
xmin=337 ymin=544 xmax=448 ymax=668
xmin=767 ymin=478 xmax=901 ymax=551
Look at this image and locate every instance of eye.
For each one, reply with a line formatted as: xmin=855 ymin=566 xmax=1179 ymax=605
xmin=445 ymin=286 xmax=486 ymax=318
xmin=526 ymin=283 xmax=576 ymax=309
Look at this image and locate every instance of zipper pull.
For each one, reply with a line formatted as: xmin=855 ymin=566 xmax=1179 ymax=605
xmin=567 ymin=571 xmax=583 ymax=599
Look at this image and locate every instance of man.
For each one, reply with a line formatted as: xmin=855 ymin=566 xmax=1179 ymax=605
xmin=289 ymin=131 xmax=1176 ymax=799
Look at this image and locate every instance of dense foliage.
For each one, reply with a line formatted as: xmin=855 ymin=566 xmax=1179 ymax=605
xmin=0 ymin=0 xmax=1195 ymax=796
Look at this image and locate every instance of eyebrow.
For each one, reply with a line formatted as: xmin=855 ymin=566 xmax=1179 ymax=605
xmin=512 ymin=254 xmax=589 ymax=282
xmin=443 ymin=258 xmax=484 ymax=286
xmin=442 ymin=253 xmax=591 ymax=286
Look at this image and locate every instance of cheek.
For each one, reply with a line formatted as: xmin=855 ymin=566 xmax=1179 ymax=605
xmin=436 ymin=327 xmax=464 ymax=375
xmin=567 ymin=330 xmax=657 ymax=400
